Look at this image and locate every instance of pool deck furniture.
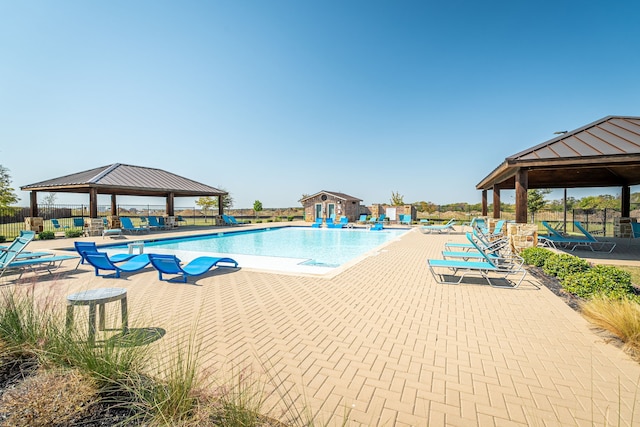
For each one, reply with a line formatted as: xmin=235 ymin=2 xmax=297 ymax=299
xmin=120 ymin=217 xmax=149 ymax=234
xmin=427 ymin=232 xmax=526 ymax=288
xmin=83 ymin=253 xmax=151 ymax=278
xmin=74 ymin=241 xmax=136 ymax=268
xmin=420 ymin=219 xmax=456 ymax=234
xmin=539 ymin=220 xmax=616 ymax=252
xmin=66 ymin=287 xmax=128 ymax=345
xmin=148 ymin=253 xmax=238 ymax=283
xmin=102 ymin=228 xmax=122 ymax=238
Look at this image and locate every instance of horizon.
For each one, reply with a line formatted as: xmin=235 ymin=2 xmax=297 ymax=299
xmin=2 ymin=1 xmax=639 ymax=208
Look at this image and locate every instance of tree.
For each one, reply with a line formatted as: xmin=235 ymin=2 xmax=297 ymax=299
xmin=0 ymin=165 xmax=18 ymax=207
xmin=390 ymin=191 xmax=404 ymax=206
xmin=527 ymin=189 xmax=550 ymax=222
xmin=195 ymin=196 xmax=217 ymax=222
xmin=253 ymin=200 xmax=263 ymax=218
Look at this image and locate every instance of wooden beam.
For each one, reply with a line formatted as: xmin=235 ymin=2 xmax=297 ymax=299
xmin=29 ymin=191 xmax=38 ymax=217
xmin=218 ymin=195 xmax=223 ymax=216
xmin=622 ymin=185 xmax=630 ymax=218
xmin=111 ymin=194 xmax=117 ymax=216
xmin=89 ymin=188 xmax=98 ymax=218
xmin=481 ymin=190 xmax=487 ymax=216
xmin=167 ymin=193 xmax=175 ymax=216
xmin=492 ymin=186 xmax=501 ymax=219
xmin=515 ymin=169 xmax=528 ymax=224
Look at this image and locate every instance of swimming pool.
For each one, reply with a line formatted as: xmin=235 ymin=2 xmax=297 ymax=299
xmin=107 ymin=226 xmax=409 ymax=274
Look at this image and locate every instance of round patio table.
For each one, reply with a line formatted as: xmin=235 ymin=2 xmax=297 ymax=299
xmin=66 ymin=288 xmax=128 ymax=345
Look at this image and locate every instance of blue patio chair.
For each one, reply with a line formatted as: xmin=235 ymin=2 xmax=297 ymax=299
xmin=572 ymin=221 xmax=616 ymax=253
xmin=72 ymin=218 xmax=85 ymax=228
xmin=370 ymin=222 xmax=384 ymax=231
xmin=74 ymin=241 xmax=137 ymax=268
xmin=51 ymin=219 xmax=68 ymax=230
xmin=147 ymin=216 xmax=165 ymax=230
xmin=1 ymin=231 xmax=78 ymax=279
xmin=357 ymin=214 xmax=367 ymax=224
xmin=148 ymin=253 xmax=238 ymax=283
xmin=83 ymin=253 xmax=151 ymax=278
xmin=538 ymin=221 xmax=613 ymax=252
xmin=399 ymin=214 xmax=412 ymax=225
xmin=427 ymin=232 xmax=526 ymax=288
xmin=120 ymin=217 xmax=149 ymax=234
xmin=311 ymin=217 xmax=324 ymax=228
xmin=421 ymin=219 xmax=456 ymax=234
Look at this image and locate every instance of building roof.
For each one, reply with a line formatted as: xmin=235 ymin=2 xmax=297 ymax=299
xmin=21 ymin=163 xmax=227 ymax=197
xmin=477 ymin=116 xmax=640 ymax=190
xmin=300 ymin=190 xmax=363 ymax=202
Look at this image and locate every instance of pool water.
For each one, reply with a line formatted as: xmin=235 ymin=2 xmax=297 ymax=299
xmin=108 ymin=226 xmax=408 ymax=274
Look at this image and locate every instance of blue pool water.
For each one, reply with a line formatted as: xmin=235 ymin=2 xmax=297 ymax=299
xmin=109 ymin=226 xmax=408 ymax=272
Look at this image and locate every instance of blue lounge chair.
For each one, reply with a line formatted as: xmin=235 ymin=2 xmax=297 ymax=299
xmin=629 ymin=222 xmax=640 ymax=246
xmin=148 ymin=253 xmax=238 ymax=283
xmin=72 ymin=218 xmax=85 ymax=228
xmin=311 ymin=217 xmax=323 ymax=228
xmin=120 ymin=217 xmax=149 ymax=234
xmin=356 ymin=214 xmax=367 ymax=224
xmin=399 ymin=215 xmax=412 ymax=225
xmin=572 ymin=221 xmax=616 ymax=253
xmin=51 ymin=219 xmax=68 ymax=230
xmin=377 ymin=214 xmax=386 ymax=223
xmin=147 ymin=216 xmax=165 ymax=230
xmin=83 ymin=253 xmax=151 ymax=278
xmin=428 ymin=232 xmax=526 ymax=288
xmin=370 ymin=222 xmax=384 ymax=231
xmin=421 ymin=219 xmax=456 ymax=234
xmin=1 ymin=231 xmax=78 ymax=279
xmin=74 ymin=241 xmax=137 ymax=268
xmin=326 ymin=217 xmax=348 ymax=229
xmin=223 ymin=215 xmax=240 ymax=226
xmin=367 ymin=216 xmax=378 ymax=224
xmin=538 ymin=221 xmax=608 ymax=252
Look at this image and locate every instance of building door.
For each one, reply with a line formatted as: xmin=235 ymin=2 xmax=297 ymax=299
xmin=315 ymin=203 xmax=322 ymax=219
xmin=327 ymin=203 xmax=335 ymax=219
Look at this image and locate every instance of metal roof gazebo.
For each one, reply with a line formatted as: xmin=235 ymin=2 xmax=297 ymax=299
xmin=20 ymin=163 xmax=227 ymax=219
xmin=476 ymin=116 xmax=640 ymax=223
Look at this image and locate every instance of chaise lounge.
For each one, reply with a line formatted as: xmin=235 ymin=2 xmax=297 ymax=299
xmin=148 ymin=253 xmax=238 ymax=283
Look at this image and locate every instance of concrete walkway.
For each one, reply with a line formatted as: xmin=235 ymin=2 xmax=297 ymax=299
xmin=7 ymin=225 xmax=640 ymax=426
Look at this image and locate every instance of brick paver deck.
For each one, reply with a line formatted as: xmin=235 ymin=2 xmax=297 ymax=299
xmin=10 ymin=225 xmax=640 ymax=426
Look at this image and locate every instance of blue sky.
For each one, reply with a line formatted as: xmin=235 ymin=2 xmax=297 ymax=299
xmin=2 ymin=1 xmax=639 ymax=209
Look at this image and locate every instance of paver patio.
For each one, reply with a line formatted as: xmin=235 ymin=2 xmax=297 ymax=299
xmin=6 ymin=224 xmax=640 ymax=426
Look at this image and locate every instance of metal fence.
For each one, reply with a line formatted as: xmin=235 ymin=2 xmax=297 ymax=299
xmin=0 ymin=204 xmax=306 ymax=240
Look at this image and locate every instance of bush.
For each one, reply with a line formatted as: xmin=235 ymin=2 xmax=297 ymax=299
xmin=563 ymin=265 xmax=634 ymax=300
xmin=542 ymin=253 xmax=590 ymax=280
xmin=38 ymin=231 xmax=55 ymax=240
xmin=287 ymin=216 xmax=294 ymax=222
xmin=520 ymin=247 xmax=554 ymax=267
xmin=0 ymin=236 xmax=5 ymax=243
xmin=64 ymin=229 xmax=83 ymax=238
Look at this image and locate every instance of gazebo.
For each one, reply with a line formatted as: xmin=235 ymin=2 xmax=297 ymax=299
xmin=476 ymin=116 xmax=640 ymax=223
xmin=20 ymin=163 xmax=227 ymax=219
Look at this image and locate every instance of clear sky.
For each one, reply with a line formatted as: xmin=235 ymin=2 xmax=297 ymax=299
xmin=2 ymin=1 xmax=639 ymax=209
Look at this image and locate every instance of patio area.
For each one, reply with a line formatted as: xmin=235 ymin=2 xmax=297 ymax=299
xmin=6 ymin=224 xmax=640 ymax=426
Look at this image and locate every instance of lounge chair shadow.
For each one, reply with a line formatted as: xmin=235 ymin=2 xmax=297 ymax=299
xmin=105 ymin=327 xmax=166 ymax=347
xmin=164 ymin=266 xmax=241 ymax=285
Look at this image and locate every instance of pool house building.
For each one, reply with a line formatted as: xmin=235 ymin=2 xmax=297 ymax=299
xmin=300 ymin=191 xmax=363 ymax=222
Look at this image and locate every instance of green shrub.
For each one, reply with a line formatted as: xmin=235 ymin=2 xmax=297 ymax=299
xmin=287 ymin=216 xmax=294 ymax=222
xmin=520 ymin=247 xmax=554 ymax=267
xmin=542 ymin=253 xmax=590 ymax=280
xmin=255 ymin=220 xmax=262 ymax=223
xmin=64 ymin=229 xmax=83 ymax=238
xmin=0 ymin=236 xmax=5 ymax=243
xmin=563 ymin=265 xmax=634 ymax=300
xmin=38 ymin=231 xmax=56 ymax=240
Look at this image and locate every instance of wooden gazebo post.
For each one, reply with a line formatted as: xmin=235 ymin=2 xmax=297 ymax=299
xmin=515 ymin=168 xmax=528 ymax=224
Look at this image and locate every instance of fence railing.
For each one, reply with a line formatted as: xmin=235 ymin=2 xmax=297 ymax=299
xmin=0 ymin=204 xmax=306 ymax=240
